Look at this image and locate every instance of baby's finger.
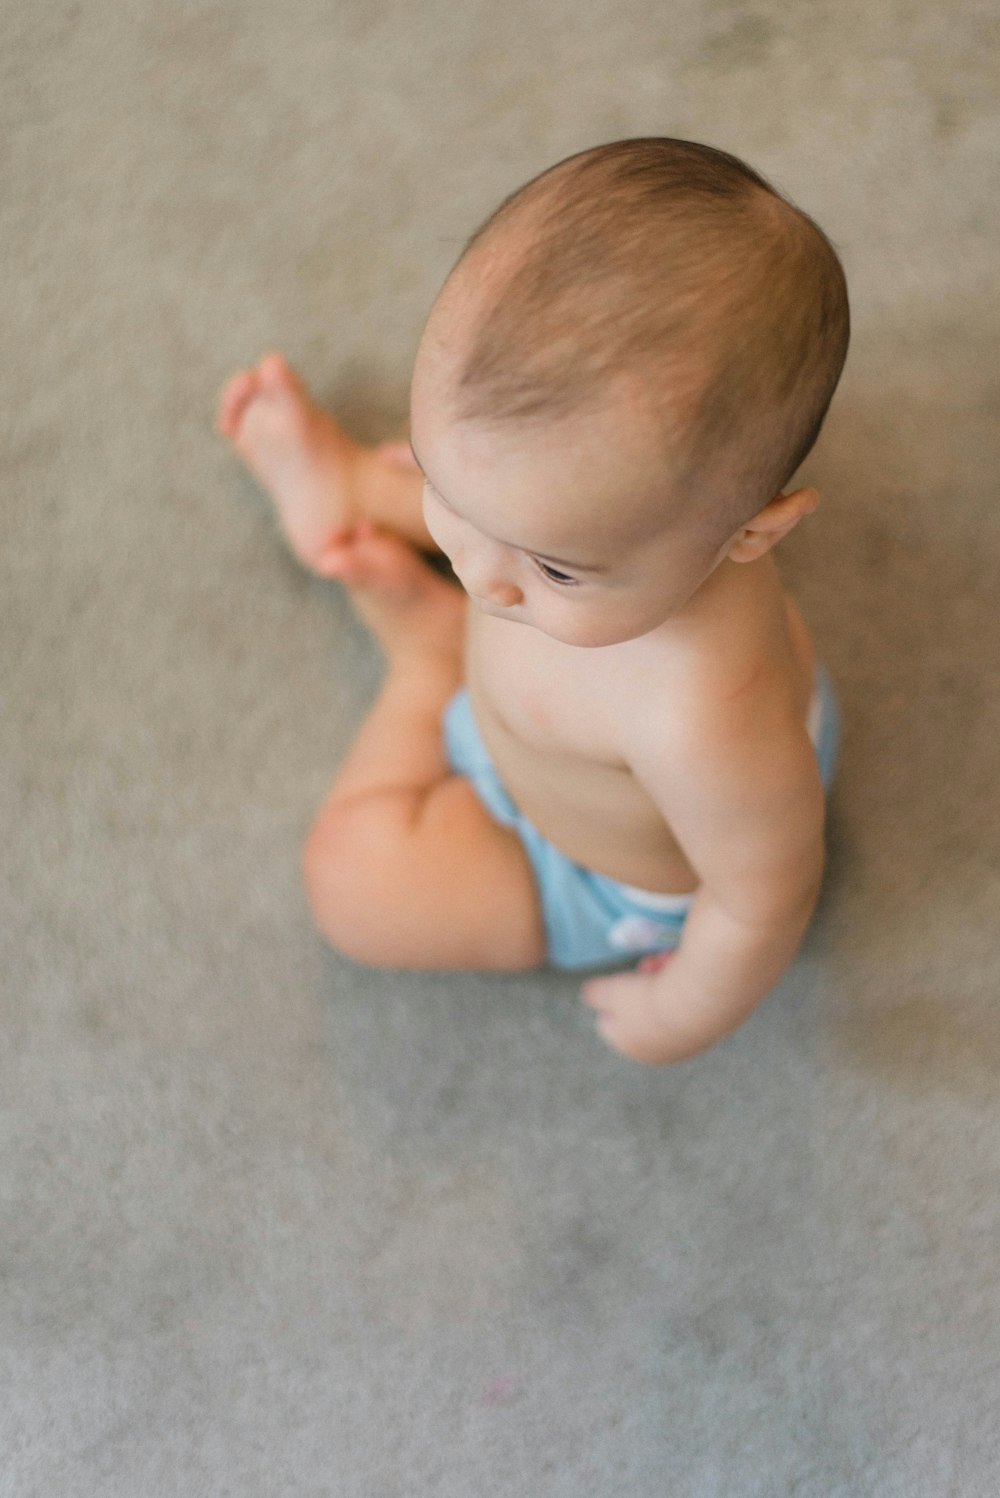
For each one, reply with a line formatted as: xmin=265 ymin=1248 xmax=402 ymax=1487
xmin=637 ymin=950 xmax=675 ymax=974
xmin=580 ymin=977 xmax=615 ymax=1014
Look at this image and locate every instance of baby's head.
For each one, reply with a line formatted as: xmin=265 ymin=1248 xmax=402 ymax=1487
xmin=410 ymin=138 xmax=850 ymax=647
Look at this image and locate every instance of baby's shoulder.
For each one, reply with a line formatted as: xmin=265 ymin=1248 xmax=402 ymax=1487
xmin=614 ymin=633 xmax=759 ymax=751
xmin=612 ymin=592 xmax=806 ymax=777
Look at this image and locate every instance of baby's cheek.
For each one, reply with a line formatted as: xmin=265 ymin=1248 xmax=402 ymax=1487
xmin=422 ymin=491 xmax=453 ymax=555
xmin=543 ymin=606 xmax=622 ymax=650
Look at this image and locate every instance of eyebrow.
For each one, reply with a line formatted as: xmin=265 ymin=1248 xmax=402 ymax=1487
xmin=409 ymin=439 xmax=609 ymax=575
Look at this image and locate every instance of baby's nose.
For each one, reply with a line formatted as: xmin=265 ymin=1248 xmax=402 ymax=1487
xmin=457 ymin=553 xmax=523 ymax=608
xmin=478 ymin=578 xmax=523 ymax=608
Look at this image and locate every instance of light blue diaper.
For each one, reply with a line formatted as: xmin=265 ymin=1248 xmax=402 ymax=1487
xmin=443 ymin=665 xmax=840 ymax=971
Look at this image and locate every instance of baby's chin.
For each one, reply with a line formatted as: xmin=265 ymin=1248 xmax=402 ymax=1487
xmin=541 ymin=613 xmax=677 ymax=650
xmin=470 ymin=593 xmax=670 ymax=648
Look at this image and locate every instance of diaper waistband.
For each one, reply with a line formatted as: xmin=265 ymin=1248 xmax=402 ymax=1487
xmin=611 ymin=883 xmax=694 ymax=914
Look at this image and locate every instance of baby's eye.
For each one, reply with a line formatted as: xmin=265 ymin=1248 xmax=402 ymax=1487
xmin=533 ymin=558 xmax=579 ymax=587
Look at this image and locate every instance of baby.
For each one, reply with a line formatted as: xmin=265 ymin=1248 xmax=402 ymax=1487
xmin=217 ymin=137 xmax=849 ymax=1065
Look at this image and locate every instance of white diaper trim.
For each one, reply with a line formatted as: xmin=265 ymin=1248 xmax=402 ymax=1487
xmin=608 ymin=915 xmax=683 ymax=950
xmin=614 ymin=884 xmax=694 ymax=915
xmin=806 ymin=683 xmax=823 ymax=747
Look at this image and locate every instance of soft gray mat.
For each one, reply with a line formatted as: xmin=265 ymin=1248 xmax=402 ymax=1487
xmin=4 ymin=2 xmax=999 ymax=1493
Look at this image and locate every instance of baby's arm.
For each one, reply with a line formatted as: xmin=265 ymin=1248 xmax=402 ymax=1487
xmin=583 ymin=691 xmax=826 ymax=1064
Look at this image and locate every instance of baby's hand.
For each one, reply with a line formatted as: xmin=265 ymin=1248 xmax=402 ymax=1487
xmin=581 ymin=953 xmax=684 ymax=1065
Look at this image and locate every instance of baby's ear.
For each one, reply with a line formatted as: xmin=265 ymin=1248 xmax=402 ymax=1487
xmin=726 ymin=486 xmax=818 ymax=563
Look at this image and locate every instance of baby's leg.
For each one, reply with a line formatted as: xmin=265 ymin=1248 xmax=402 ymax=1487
xmin=216 ymin=353 xmax=435 ymax=573
xmin=300 ymin=521 xmax=546 ymax=971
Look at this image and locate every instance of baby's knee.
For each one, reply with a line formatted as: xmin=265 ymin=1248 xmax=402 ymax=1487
xmin=300 ymin=814 xmax=392 ymax=964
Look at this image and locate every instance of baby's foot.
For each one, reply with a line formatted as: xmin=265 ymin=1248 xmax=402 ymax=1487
xmin=321 ymin=519 xmax=467 ymax=669
xmin=217 ymin=353 xmax=366 ymax=572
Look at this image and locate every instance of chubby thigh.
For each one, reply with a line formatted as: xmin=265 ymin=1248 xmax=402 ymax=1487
xmin=302 ymin=765 xmax=548 ymax=971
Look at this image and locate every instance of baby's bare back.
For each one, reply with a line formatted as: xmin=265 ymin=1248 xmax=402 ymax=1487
xmin=463 ymin=556 xmax=817 ymax=894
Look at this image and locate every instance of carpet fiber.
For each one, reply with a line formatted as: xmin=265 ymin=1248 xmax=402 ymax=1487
xmin=4 ymin=2 xmax=999 ymax=1493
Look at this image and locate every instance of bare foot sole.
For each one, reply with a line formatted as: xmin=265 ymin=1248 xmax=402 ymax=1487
xmin=321 ymin=519 xmax=467 ymax=666
xmin=217 ymin=353 xmax=373 ymax=572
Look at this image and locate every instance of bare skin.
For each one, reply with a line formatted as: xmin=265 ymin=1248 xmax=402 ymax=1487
xmin=217 ymin=348 xmax=826 ymax=1064
xmin=216 ymin=353 xmax=437 ymax=570
xmin=216 ymin=356 xmax=548 ymax=972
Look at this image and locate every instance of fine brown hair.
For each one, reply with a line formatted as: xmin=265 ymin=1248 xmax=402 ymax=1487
xmin=449 ymin=138 xmax=850 ymax=530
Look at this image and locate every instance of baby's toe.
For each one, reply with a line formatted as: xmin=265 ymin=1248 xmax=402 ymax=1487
xmin=257 ymin=352 xmax=304 ymax=401
xmin=319 ymin=523 xmax=434 ymax=597
xmin=351 ymin=521 xmax=429 ymax=587
xmin=216 ymin=367 xmax=258 ymax=435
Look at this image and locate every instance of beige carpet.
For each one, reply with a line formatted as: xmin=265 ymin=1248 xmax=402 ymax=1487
xmin=4 ymin=1 xmax=999 ymax=1493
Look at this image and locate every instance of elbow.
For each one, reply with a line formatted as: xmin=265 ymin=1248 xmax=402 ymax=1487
xmin=729 ymin=839 xmax=826 ymax=932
